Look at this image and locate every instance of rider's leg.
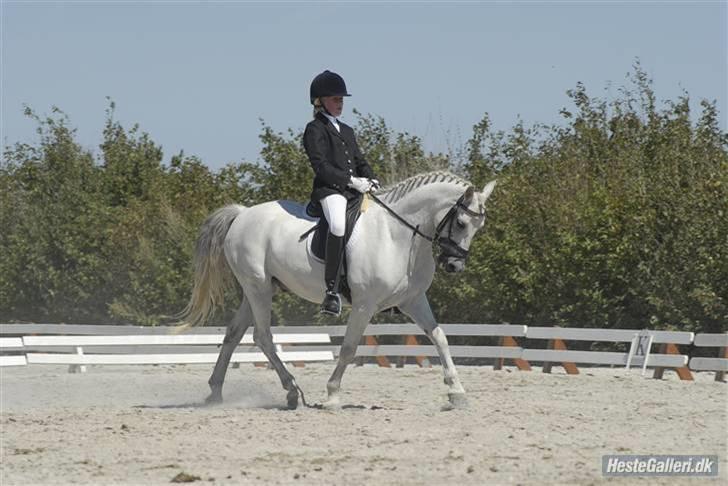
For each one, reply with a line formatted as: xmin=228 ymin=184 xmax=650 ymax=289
xmin=320 ymin=194 xmax=347 ymax=316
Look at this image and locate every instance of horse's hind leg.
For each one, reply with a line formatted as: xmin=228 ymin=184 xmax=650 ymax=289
xmin=324 ymin=305 xmax=376 ymax=408
xmin=246 ymin=286 xmax=301 ymax=410
xmin=399 ymin=294 xmax=467 ymax=408
xmin=206 ymin=298 xmax=252 ymax=404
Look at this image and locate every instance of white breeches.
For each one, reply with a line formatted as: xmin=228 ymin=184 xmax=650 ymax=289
xmin=321 ymin=194 xmax=347 ymax=237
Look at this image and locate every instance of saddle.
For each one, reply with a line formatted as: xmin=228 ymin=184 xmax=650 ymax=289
xmin=300 ymin=195 xmax=364 ymax=304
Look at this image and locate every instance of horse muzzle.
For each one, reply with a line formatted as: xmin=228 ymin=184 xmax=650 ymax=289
xmin=437 ymin=239 xmax=469 ymax=273
xmin=439 ymin=254 xmax=466 ymax=273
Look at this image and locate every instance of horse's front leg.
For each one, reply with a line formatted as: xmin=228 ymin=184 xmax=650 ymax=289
xmin=399 ymin=294 xmax=467 ymax=408
xmin=324 ymin=304 xmax=375 ymax=408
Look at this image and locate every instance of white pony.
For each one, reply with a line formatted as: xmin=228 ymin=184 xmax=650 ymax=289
xmin=179 ymin=171 xmax=496 ymax=409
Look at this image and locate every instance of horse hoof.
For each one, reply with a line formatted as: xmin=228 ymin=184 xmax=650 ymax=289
xmin=322 ymin=397 xmax=341 ymax=410
xmin=286 ymin=389 xmax=299 ymax=410
xmin=205 ymin=392 xmax=222 ymax=405
xmin=442 ymin=393 xmax=468 ymax=411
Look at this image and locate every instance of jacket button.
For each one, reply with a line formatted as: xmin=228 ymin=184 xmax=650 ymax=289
xmin=347 ymin=159 xmax=351 ymax=163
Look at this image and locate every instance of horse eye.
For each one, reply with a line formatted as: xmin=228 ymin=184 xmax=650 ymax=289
xmin=456 ymin=220 xmax=466 ymax=229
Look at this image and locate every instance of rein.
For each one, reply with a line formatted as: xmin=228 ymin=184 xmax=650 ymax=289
xmin=368 ymin=193 xmax=434 ymax=242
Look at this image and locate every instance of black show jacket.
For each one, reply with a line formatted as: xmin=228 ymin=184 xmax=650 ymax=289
xmin=303 ymin=112 xmax=376 ymax=203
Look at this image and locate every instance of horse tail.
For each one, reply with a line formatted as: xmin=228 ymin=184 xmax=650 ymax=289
xmin=175 ymin=204 xmax=246 ymax=330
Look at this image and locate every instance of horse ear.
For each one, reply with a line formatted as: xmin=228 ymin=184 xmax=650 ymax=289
xmin=481 ymin=180 xmax=497 ymax=200
xmin=463 ymin=186 xmax=475 ymax=203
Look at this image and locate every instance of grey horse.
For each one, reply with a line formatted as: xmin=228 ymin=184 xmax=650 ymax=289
xmin=178 ymin=171 xmax=496 ymax=409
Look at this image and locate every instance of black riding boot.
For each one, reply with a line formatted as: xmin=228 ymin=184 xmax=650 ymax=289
xmin=321 ymin=233 xmax=345 ymax=316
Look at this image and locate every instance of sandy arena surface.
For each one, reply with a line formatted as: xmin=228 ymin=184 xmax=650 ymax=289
xmin=1 ymin=362 xmax=726 ymax=485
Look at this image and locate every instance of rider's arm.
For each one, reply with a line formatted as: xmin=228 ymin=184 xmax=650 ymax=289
xmin=351 ymin=134 xmax=376 ymax=180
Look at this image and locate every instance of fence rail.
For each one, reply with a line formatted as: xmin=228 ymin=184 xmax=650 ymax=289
xmin=1 ymin=323 xmax=726 ymax=382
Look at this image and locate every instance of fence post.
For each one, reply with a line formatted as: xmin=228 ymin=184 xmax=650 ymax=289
xmin=716 ymin=346 xmax=728 ymax=382
xmin=358 ymin=335 xmax=391 ymax=368
xmin=68 ymin=346 xmax=87 ymax=374
xmin=542 ymin=339 xmax=578 ymax=375
xmin=652 ymin=343 xmax=693 ymax=381
xmin=397 ymin=335 xmax=430 ymax=368
xmin=494 ymin=336 xmax=531 ymax=371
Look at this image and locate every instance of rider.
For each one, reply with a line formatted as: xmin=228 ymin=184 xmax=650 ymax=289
xmin=303 ymin=70 xmax=379 ymax=316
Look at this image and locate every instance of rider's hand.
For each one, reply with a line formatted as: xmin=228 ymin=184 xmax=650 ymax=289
xmin=369 ymin=179 xmax=380 ymax=193
xmin=348 ymin=176 xmax=371 ymax=194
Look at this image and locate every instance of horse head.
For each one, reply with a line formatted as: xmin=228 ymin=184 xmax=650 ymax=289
xmin=435 ymin=180 xmax=496 ymax=273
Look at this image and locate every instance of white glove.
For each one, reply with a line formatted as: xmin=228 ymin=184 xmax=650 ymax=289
xmin=348 ymin=176 xmax=371 ymax=194
xmin=369 ymin=179 xmax=380 ymax=193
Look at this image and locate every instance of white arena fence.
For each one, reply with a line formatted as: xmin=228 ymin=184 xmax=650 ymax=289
xmin=0 ymin=325 xmax=333 ymax=373
xmin=690 ymin=333 xmax=728 ymax=382
xmin=0 ymin=323 xmax=725 ymax=382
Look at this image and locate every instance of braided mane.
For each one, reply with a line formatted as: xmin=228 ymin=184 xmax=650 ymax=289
xmin=380 ymin=171 xmax=470 ymax=203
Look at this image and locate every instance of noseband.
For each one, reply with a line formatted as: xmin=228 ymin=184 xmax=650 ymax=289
xmin=368 ymin=192 xmax=485 ymax=260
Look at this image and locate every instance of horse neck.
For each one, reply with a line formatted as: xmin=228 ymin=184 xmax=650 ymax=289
xmin=387 ymin=182 xmax=465 ymax=236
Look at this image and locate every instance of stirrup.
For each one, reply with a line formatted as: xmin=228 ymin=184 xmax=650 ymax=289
xmin=321 ymin=291 xmax=342 ymax=316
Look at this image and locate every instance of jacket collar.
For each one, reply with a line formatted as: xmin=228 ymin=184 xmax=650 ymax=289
xmin=316 ymin=111 xmax=344 ymax=139
xmin=321 ymin=111 xmax=340 ymax=128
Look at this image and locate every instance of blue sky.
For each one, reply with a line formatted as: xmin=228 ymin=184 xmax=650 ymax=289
xmin=2 ymin=1 xmax=726 ymax=170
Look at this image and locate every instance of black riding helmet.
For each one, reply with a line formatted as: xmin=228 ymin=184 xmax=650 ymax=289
xmin=310 ymin=70 xmax=351 ymax=104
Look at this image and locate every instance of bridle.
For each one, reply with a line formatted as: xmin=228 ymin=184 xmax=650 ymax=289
xmin=433 ymin=193 xmax=485 ymax=260
xmin=368 ymin=191 xmax=485 ymax=261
